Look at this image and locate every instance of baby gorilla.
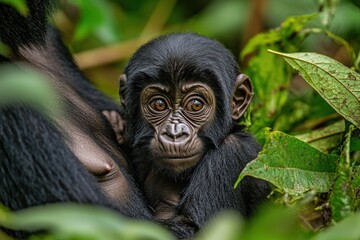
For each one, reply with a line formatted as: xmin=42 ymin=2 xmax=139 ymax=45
xmin=119 ymin=33 xmax=270 ymax=238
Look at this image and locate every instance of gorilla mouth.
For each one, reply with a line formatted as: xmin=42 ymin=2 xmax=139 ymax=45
xmin=156 ymin=153 xmax=202 ymax=169
xmin=161 ymin=154 xmax=201 ymax=162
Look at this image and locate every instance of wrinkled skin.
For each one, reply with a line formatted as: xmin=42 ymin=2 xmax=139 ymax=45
xmin=118 ymin=33 xmax=270 ymax=238
xmin=141 ymin=82 xmax=215 ymax=173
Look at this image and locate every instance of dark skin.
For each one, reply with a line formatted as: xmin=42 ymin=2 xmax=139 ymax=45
xmin=139 ymin=81 xmax=217 ymax=220
xmin=0 ymin=0 xmax=151 ymax=224
xmin=123 ymin=74 xmax=252 ymax=219
xmin=15 ymin=29 xmax=143 ymax=212
xmin=141 ymin=82 xmax=215 ymax=172
xmin=118 ymin=33 xmax=270 ymax=238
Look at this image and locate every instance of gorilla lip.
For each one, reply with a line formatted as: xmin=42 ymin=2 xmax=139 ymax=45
xmin=156 ymin=154 xmax=202 ymax=172
xmin=157 ymin=153 xmax=202 ymax=164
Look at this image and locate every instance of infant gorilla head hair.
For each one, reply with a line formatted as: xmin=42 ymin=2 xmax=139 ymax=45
xmin=121 ymin=33 xmax=253 ymax=177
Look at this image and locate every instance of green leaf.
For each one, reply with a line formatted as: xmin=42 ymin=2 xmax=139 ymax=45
xmin=296 ymin=120 xmax=345 ymax=143
xmin=186 ymin=1 xmax=248 ymax=38
xmin=273 ymin=100 xmax=311 ymax=132
xmin=242 ymin=204 xmax=310 ymax=240
xmin=0 ymin=231 xmax=12 ymax=240
xmin=0 ymin=0 xmax=28 ymax=15
xmin=330 ymin=125 xmax=355 ymax=222
xmin=312 ymin=212 xmax=360 ymax=240
xmin=269 ymin=50 xmax=360 ymax=128
xmin=243 ymin=15 xmax=318 ymax=133
xmin=241 ymin=31 xmax=282 ymax=60
xmin=0 ymin=64 xmax=61 ymax=119
xmin=247 ymin=47 xmax=292 ymax=133
xmin=198 ymin=204 xmax=310 ymax=240
xmin=350 ymin=128 xmax=360 ymax=152
xmin=254 ymin=127 xmax=272 ymax=146
xmin=69 ymin=0 xmax=120 ymax=43
xmin=2 ymin=204 xmax=174 ymax=240
xmin=235 ymin=131 xmax=338 ymax=194
xmin=241 ymin=14 xmax=316 ymax=60
xmin=196 ymin=212 xmax=244 ymax=240
xmin=295 ymin=120 xmax=345 ymax=152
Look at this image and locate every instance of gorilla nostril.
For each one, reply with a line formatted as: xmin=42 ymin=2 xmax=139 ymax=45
xmin=163 ymin=123 xmax=190 ymax=142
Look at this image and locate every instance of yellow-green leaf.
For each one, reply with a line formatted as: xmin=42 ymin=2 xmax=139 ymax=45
xmin=269 ymin=50 xmax=360 ymax=128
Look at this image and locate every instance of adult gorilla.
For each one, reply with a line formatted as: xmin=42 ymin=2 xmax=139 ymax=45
xmin=0 ymin=0 xmax=151 ymax=232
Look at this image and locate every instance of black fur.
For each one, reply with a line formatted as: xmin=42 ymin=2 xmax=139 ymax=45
xmin=123 ymin=33 xmax=270 ymax=238
xmin=0 ymin=0 xmax=54 ymax=48
xmin=0 ymin=1 xmax=152 ymax=236
xmin=0 ymin=105 xmax=117 ymax=239
xmin=0 ymin=106 xmax=116 ymax=210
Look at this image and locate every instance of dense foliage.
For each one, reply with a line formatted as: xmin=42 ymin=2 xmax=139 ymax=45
xmin=0 ymin=0 xmax=359 ymax=239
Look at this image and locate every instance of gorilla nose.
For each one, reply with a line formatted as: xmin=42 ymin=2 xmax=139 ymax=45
xmin=163 ymin=123 xmax=190 ymax=142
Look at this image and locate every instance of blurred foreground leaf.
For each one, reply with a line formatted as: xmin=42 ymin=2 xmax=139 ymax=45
xmin=196 ymin=212 xmax=243 ymax=240
xmin=269 ymin=50 xmax=360 ymax=128
xmin=0 ymin=0 xmax=28 ymax=15
xmin=0 ymin=64 xmax=60 ymax=118
xmin=197 ymin=204 xmax=310 ymax=240
xmin=312 ymin=212 xmax=360 ymax=240
xmin=186 ymin=1 xmax=247 ymax=37
xmin=69 ymin=0 xmax=120 ymax=43
xmin=242 ymin=204 xmax=310 ymax=240
xmin=0 ymin=204 xmax=174 ymax=240
xmin=235 ymin=131 xmax=338 ymax=194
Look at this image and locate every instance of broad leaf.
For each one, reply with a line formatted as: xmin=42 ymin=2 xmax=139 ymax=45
xmin=269 ymin=50 xmax=360 ymax=128
xmin=235 ymin=131 xmax=338 ymax=194
xmin=1 ymin=204 xmax=174 ymax=240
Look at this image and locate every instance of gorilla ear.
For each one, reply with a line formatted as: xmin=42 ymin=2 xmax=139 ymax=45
xmin=119 ymin=74 xmax=127 ymax=107
xmin=231 ymin=74 xmax=253 ymax=121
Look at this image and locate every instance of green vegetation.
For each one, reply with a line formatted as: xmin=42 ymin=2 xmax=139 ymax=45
xmin=1 ymin=0 xmax=360 ymax=239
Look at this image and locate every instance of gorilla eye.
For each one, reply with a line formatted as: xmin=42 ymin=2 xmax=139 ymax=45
xmin=187 ymin=99 xmax=204 ymax=112
xmin=151 ymin=99 xmax=167 ymax=111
